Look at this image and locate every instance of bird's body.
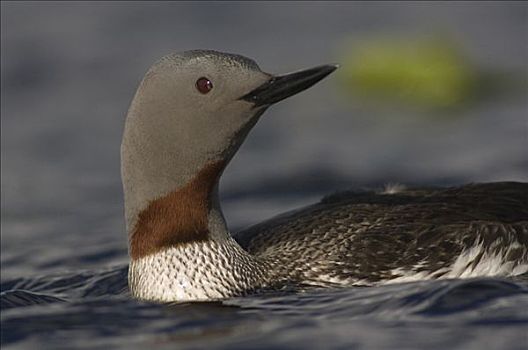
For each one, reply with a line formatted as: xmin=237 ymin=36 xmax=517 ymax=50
xmin=122 ymin=50 xmax=528 ymax=302
xmin=128 ymin=180 xmax=528 ymax=302
xmin=236 ymin=182 xmax=528 ymax=287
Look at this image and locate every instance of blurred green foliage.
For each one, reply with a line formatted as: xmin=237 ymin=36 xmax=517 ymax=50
xmin=338 ymin=36 xmax=479 ymax=110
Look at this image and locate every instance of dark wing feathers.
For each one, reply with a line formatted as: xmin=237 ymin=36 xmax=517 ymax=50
xmin=234 ymin=182 xmax=528 ymax=283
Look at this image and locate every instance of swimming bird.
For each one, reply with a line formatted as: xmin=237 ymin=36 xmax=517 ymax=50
xmin=122 ymin=50 xmax=528 ymax=302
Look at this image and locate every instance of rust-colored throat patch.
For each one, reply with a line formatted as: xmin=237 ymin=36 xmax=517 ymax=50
xmin=129 ymin=161 xmax=224 ymax=260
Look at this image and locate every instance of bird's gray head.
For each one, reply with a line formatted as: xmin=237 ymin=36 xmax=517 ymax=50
xmin=122 ymin=50 xmax=337 ymax=259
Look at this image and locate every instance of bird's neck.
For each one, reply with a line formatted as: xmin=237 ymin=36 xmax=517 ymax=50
xmin=127 ymin=160 xmax=231 ymax=260
xmin=125 ymin=160 xmax=275 ymax=301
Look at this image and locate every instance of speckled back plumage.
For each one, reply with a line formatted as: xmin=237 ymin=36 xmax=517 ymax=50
xmin=234 ymin=182 xmax=528 ymax=286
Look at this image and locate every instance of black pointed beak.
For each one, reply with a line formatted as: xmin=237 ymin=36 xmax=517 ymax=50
xmin=240 ymin=64 xmax=338 ymax=107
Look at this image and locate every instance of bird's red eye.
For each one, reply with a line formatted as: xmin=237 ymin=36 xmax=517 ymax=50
xmin=196 ymin=77 xmax=213 ymax=94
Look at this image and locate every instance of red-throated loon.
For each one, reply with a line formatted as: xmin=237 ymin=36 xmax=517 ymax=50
xmin=122 ymin=50 xmax=528 ymax=302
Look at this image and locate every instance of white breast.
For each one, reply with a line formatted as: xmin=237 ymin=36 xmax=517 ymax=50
xmin=128 ymin=239 xmax=269 ymax=302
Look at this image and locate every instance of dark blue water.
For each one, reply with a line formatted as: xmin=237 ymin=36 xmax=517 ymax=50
xmin=2 ymin=268 xmax=528 ymax=349
xmin=2 ymin=3 xmax=527 ymax=349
